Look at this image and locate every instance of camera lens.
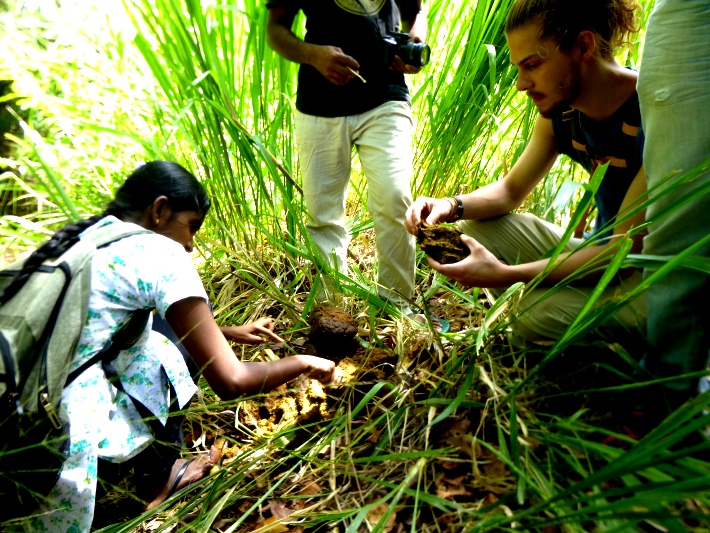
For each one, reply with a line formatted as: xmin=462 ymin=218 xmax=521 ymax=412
xmin=419 ymin=44 xmax=430 ymax=66
xmin=400 ymin=42 xmax=430 ymax=67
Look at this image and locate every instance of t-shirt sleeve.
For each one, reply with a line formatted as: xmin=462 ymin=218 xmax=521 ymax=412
xmin=93 ymin=233 xmax=208 ymax=319
xmin=397 ymin=0 xmax=422 ymax=23
xmin=142 ymin=236 xmax=208 ymax=318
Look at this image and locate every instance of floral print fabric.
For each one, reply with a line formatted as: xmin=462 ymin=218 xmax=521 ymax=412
xmin=27 ymin=216 xmax=206 ymax=532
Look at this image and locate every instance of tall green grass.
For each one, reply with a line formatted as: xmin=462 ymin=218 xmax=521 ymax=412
xmin=4 ymin=0 xmax=710 ymax=531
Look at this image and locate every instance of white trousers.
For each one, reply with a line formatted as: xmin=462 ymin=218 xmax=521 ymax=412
xmin=295 ymin=101 xmax=416 ymax=309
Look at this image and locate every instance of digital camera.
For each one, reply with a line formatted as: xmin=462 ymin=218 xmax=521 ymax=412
xmin=382 ymin=31 xmax=431 ymax=68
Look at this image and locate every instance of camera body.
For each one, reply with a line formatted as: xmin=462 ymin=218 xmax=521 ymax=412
xmin=382 ymin=31 xmax=430 ymax=68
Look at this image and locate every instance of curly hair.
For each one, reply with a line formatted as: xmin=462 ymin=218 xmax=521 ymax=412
xmin=505 ymin=0 xmax=641 ymax=60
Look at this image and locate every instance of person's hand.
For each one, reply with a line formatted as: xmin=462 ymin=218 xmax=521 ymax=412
xmin=221 ymin=317 xmax=284 ymax=345
xmin=389 ymin=35 xmax=423 ymax=74
xmin=300 ymin=355 xmax=337 ymax=384
xmin=405 ymin=196 xmax=454 ymax=235
xmin=428 ymin=234 xmax=510 ymax=288
xmin=311 ymin=45 xmax=360 ymax=85
xmin=390 ymin=55 xmax=421 ymax=74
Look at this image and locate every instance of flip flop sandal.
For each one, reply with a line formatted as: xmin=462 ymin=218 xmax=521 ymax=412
xmin=408 ymin=312 xmax=450 ymax=333
xmin=165 ymin=457 xmax=195 ymax=499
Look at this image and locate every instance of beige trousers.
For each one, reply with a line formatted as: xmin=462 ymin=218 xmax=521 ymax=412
xmin=458 ymin=213 xmax=646 ymax=344
xmin=295 ymin=101 xmax=416 ymax=311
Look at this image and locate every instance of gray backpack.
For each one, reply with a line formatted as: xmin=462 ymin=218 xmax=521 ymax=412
xmin=0 ymin=222 xmax=150 ymax=517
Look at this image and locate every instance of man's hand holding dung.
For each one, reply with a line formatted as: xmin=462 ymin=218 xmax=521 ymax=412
xmin=405 ymin=196 xmax=459 ymax=234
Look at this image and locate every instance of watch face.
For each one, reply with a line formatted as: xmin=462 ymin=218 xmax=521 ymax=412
xmin=335 ymin=0 xmax=387 ymax=16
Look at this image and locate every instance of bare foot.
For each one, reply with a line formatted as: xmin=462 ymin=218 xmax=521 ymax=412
xmin=143 ymin=444 xmax=222 ymax=510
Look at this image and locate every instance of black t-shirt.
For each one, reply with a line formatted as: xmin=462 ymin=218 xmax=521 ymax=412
xmin=551 ymin=90 xmax=644 ymax=239
xmin=267 ymin=0 xmax=414 ymax=116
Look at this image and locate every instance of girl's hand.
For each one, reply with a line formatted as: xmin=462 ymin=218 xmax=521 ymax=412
xmin=299 ymin=355 xmax=337 ymax=384
xmin=220 ymin=317 xmax=284 ymax=344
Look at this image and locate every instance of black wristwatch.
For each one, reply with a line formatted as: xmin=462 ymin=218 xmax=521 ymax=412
xmin=451 ymin=195 xmax=464 ymax=221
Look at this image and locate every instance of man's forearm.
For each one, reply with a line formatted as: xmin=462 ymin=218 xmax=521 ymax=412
xmin=432 ymin=233 xmax=630 ymax=289
xmin=509 ymin=235 xmax=637 ymax=287
xmin=267 ymin=18 xmax=313 ymax=65
xmin=459 ymin=180 xmax=526 ymax=221
xmin=401 ymin=10 xmax=427 ymax=41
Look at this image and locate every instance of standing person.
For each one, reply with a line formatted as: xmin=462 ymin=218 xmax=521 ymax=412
xmin=406 ymin=0 xmax=647 ymax=344
xmin=266 ymin=0 xmax=433 ymax=325
xmin=636 ymin=0 xmax=710 ymax=410
xmin=9 ymin=161 xmax=336 ymax=532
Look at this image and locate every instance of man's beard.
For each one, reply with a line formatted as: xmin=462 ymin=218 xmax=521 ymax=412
xmin=535 ymin=79 xmax=582 ymax=119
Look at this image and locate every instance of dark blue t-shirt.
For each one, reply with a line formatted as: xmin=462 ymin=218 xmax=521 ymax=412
xmin=551 ymin=90 xmax=644 ymax=239
xmin=267 ymin=0 xmax=414 ymax=116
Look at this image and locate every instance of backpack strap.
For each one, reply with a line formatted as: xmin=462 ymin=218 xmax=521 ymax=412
xmin=63 ymin=223 xmax=156 ymax=387
xmin=41 ymin=222 xmax=154 ymax=414
xmin=100 ymin=358 xmax=173 ymax=436
xmin=65 ymin=309 xmax=152 ymax=388
xmin=79 ymin=222 xmax=153 ymax=250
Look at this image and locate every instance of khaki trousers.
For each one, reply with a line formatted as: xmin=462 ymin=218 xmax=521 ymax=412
xmin=458 ymin=213 xmax=646 ymax=344
xmin=295 ymin=101 xmax=416 ymax=311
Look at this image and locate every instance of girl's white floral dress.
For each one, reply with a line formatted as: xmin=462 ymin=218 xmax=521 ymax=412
xmin=27 ymin=217 xmax=207 ymax=533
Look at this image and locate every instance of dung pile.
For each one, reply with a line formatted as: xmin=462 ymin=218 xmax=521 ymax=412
xmin=417 ymin=223 xmax=469 ymax=265
xmin=237 ymin=346 xmax=399 ymax=438
xmin=308 ymin=304 xmax=358 ymax=361
xmin=237 ymin=376 xmax=330 ymax=435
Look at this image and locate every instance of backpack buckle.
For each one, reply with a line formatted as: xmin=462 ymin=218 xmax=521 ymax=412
xmin=39 ymin=392 xmax=63 ymax=430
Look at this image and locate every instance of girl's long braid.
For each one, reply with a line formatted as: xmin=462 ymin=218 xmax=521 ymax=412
xmin=0 ymin=214 xmax=106 ymax=304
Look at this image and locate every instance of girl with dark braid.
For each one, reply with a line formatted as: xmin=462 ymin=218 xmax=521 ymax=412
xmin=20 ymin=161 xmax=335 ymax=532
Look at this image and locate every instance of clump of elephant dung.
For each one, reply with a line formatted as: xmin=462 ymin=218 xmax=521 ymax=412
xmin=308 ymin=304 xmax=358 ymax=361
xmin=417 ymin=223 xmax=469 ymax=264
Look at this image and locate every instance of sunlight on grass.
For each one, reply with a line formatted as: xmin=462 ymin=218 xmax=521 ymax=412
xmin=2 ymin=0 xmax=709 ymax=531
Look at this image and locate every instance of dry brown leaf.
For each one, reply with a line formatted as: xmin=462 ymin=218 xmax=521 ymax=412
xmin=435 ymin=474 xmax=474 ymax=499
xmin=485 ymin=493 xmax=498 ymax=505
xmin=438 ymin=459 xmax=461 ymax=470
xmin=268 ymin=501 xmax=293 ymax=520
xmin=238 ymin=500 xmax=253 ymax=513
xmin=447 ymin=417 xmax=472 ymax=436
xmin=298 ymin=479 xmax=324 ymax=496
xmin=436 ymin=483 xmax=473 ymax=499
xmin=366 ymin=503 xmax=397 ymax=532
xmin=254 ymin=516 xmax=289 ymax=533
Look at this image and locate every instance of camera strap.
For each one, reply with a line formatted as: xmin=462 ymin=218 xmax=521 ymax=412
xmin=353 ymin=0 xmax=390 ymax=41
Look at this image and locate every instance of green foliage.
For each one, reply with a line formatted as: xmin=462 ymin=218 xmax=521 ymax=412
xmin=0 ymin=2 xmax=167 ymax=253
xmin=3 ymin=0 xmax=710 ymax=532
xmin=412 ymin=0 xmax=523 ymax=197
